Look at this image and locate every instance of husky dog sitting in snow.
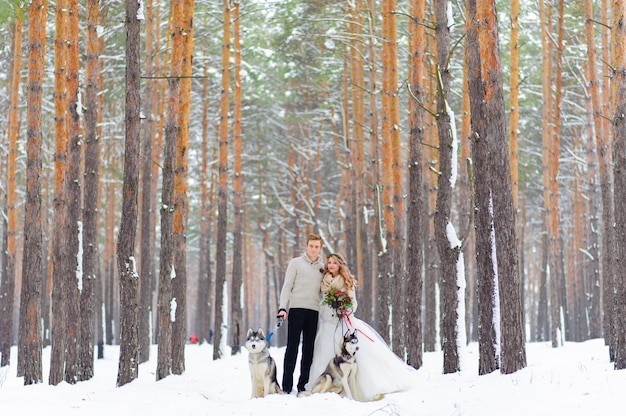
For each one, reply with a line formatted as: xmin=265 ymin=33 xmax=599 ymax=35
xmin=245 ymin=328 xmax=283 ymax=398
xmin=302 ymin=331 xmax=359 ymax=400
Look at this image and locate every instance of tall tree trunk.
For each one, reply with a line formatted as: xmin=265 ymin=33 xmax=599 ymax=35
xmin=231 ymin=0 xmax=244 ymax=356
xmin=478 ymin=0 xmax=527 ymax=374
xmin=405 ymin=0 xmax=425 ymax=369
xmin=583 ymin=83 xmax=602 ymax=338
xmin=423 ymin=68 xmax=439 ymax=354
xmin=509 ymin=0 xmax=519 ymax=211
xmin=172 ymin=0 xmax=194 ymax=374
xmin=20 ymin=0 xmax=48 ymax=385
xmin=610 ymin=0 xmax=626 ymax=370
xmin=49 ymin=0 xmax=69 ymax=386
xmin=157 ymin=0 xmax=185 ymax=380
xmin=365 ymin=0 xmax=379 ymax=326
xmin=139 ymin=0 xmax=156 ymax=364
xmin=0 ymin=16 xmax=22 ymax=368
xmin=434 ymin=0 xmax=462 ymax=374
xmin=196 ymin=58 xmax=213 ymax=345
xmin=104 ymin=144 xmax=117 ymax=346
xmin=539 ymin=0 xmax=562 ymax=349
xmin=586 ymin=0 xmax=615 ymax=354
xmin=79 ymin=0 xmax=102 ymax=380
xmin=466 ymin=0 xmax=498 ymax=375
xmin=348 ymin=0 xmax=369 ymax=330
xmin=214 ymin=0 xmax=231 ymax=360
xmin=116 ymin=0 xmax=141 ymax=387
xmin=64 ymin=0 xmax=82 ymax=384
xmin=150 ymin=2 xmax=165 ymax=345
xmin=378 ymin=0 xmax=397 ymax=345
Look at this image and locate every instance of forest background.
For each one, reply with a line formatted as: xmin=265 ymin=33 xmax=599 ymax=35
xmin=1 ymin=0 xmax=626 ymax=386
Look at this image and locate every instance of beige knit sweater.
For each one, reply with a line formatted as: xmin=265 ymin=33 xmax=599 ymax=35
xmin=278 ymin=254 xmax=324 ymax=312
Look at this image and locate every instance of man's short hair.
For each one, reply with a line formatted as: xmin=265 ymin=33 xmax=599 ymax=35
xmin=307 ymin=234 xmax=322 ymax=244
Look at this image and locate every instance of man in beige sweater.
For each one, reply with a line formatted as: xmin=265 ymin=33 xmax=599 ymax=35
xmin=277 ymin=234 xmax=324 ymax=394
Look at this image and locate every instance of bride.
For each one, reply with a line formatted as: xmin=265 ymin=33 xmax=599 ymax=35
xmin=305 ymin=253 xmax=415 ymax=401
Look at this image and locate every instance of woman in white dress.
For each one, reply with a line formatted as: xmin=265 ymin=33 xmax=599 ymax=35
xmin=306 ymin=253 xmax=415 ymax=401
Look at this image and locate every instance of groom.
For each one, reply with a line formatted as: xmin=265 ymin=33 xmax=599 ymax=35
xmin=277 ymin=234 xmax=324 ymax=394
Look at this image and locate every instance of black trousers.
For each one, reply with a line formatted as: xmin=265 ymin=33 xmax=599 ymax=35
xmin=282 ymin=308 xmax=319 ymax=393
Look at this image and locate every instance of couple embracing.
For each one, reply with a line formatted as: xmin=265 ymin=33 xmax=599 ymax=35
xmin=277 ymin=234 xmax=414 ymax=401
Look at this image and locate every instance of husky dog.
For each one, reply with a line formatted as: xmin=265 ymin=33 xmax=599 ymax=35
xmin=245 ymin=328 xmax=283 ymax=398
xmin=305 ymin=331 xmax=359 ymax=400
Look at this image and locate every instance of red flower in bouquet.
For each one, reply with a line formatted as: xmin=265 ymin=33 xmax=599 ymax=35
xmin=323 ymin=287 xmax=353 ymax=318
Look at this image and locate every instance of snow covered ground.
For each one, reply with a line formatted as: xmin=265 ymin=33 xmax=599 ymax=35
xmin=1 ymin=339 xmax=625 ymax=416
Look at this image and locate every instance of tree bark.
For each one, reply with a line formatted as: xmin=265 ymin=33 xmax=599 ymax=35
xmin=434 ymin=0 xmax=461 ymax=374
xmin=172 ymin=0 xmax=194 ymax=373
xmin=610 ymin=0 xmax=626 ymax=369
xmin=0 ymin=15 xmax=22 ymax=369
xmin=20 ymin=0 xmax=48 ymax=385
xmin=378 ymin=0 xmax=397 ymax=345
xmin=116 ymin=0 xmax=141 ymax=387
xmin=405 ymin=0 xmax=425 ymax=369
xmin=63 ymin=0 xmax=82 ymax=384
xmin=466 ymin=0 xmax=498 ymax=375
xmin=231 ymin=0 xmax=244 ymax=356
xmin=49 ymin=0 xmax=69 ymax=386
xmin=157 ymin=0 xmax=185 ymax=380
xmin=214 ymin=0 xmax=231 ymax=360
xmin=139 ymin=0 xmax=156 ymax=365
xmin=478 ymin=0 xmax=527 ymax=374
xmin=196 ymin=58 xmax=214 ymax=345
xmin=79 ymin=0 xmax=102 ymax=380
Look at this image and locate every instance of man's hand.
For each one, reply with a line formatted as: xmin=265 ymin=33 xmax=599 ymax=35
xmin=277 ymin=309 xmax=287 ymax=320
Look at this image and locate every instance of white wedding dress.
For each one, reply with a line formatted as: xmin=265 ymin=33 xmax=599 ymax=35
xmin=306 ymin=300 xmax=416 ymax=401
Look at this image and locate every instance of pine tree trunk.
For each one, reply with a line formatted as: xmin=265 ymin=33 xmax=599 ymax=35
xmin=434 ymin=0 xmax=461 ymax=374
xmin=610 ymin=0 xmax=626 ymax=370
xmin=0 ymin=16 xmax=22 ymax=369
xmin=139 ymin=0 xmax=156 ymax=365
xmin=231 ymin=0 xmax=244 ymax=356
xmin=116 ymin=0 xmax=141 ymax=387
xmin=214 ymin=0 xmax=231 ymax=360
xmin=196 ymin=61 xmax=213 ymax=345
xmin=466 ymin=0 xmax=498 ymax=375
xmin=49 ymin=0 xmax=69 ymax=386
xmin=365 ymin=0 xmax=379 ymax=327
xmin=172 ymin=0 xmax=194 ymax=373
xmin=157 ymin=0 xmax=185 ymax=380
xmin=79 ymin=0 xmax=102 ymax=380
xmin=378 ymin=0 xmax=397 ymax=345
xmin=585 ymin=0 xmax=615 ymax=352
xmin=478 ymin=0 xmax=527 ymax=374
xmin=64 ymin=0 xmax=82 ymax=384
xmin=405 ymin=0 xmax=426 ymax=369
xmin=20 ymin=0 xmax=48 ymax=385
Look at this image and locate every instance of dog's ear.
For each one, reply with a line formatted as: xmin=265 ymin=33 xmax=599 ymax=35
xmin=258 ymin=328 xmax=265 ymax=338
xmin=247 ymin=328 xmax=253 ymax=338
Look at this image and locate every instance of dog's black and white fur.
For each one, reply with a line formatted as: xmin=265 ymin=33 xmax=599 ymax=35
xmin=304 ymin=331 xmax=359 ymax=400
xmin=245 ymin=328 xmax=283 ymax=398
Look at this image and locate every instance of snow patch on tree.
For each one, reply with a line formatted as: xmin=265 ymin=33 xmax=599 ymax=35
xmin=137 ymin=1 xmax=145 ymax=21
xmin=447 ymin=221 xmax=468 ymax=370
xmin=489 ymin=193 xmax=502 ymax=366
xmin=77 ymin=220 xmax=83 ymax=292
xmin=170 ymin=298 xmax=177 ymax=323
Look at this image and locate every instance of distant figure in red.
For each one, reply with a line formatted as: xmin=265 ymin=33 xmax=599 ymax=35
xmin=189 ymin=333 xmax=198 ymax=344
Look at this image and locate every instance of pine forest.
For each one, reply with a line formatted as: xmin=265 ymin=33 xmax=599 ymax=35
xmin=1 ymin=0 xmax=626 ymax=385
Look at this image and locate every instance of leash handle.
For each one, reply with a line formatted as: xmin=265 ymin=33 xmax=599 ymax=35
xmin=265 ymin=317 xmax=285 ymax=341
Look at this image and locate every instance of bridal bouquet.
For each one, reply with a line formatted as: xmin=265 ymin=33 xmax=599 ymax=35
xmin=323 ymin=287 xmax=353 ymax=318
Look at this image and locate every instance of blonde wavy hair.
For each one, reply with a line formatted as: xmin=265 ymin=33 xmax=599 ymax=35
xmin=326 ymin=253 xmax=356 ymax=292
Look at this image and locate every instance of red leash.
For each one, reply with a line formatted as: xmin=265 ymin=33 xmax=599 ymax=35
xmin=342 ymin=315 xmax=375 ymax=343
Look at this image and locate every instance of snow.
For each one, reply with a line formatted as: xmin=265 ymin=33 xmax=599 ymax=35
xmin=1 ymin=340 xmax=625 ymax=416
